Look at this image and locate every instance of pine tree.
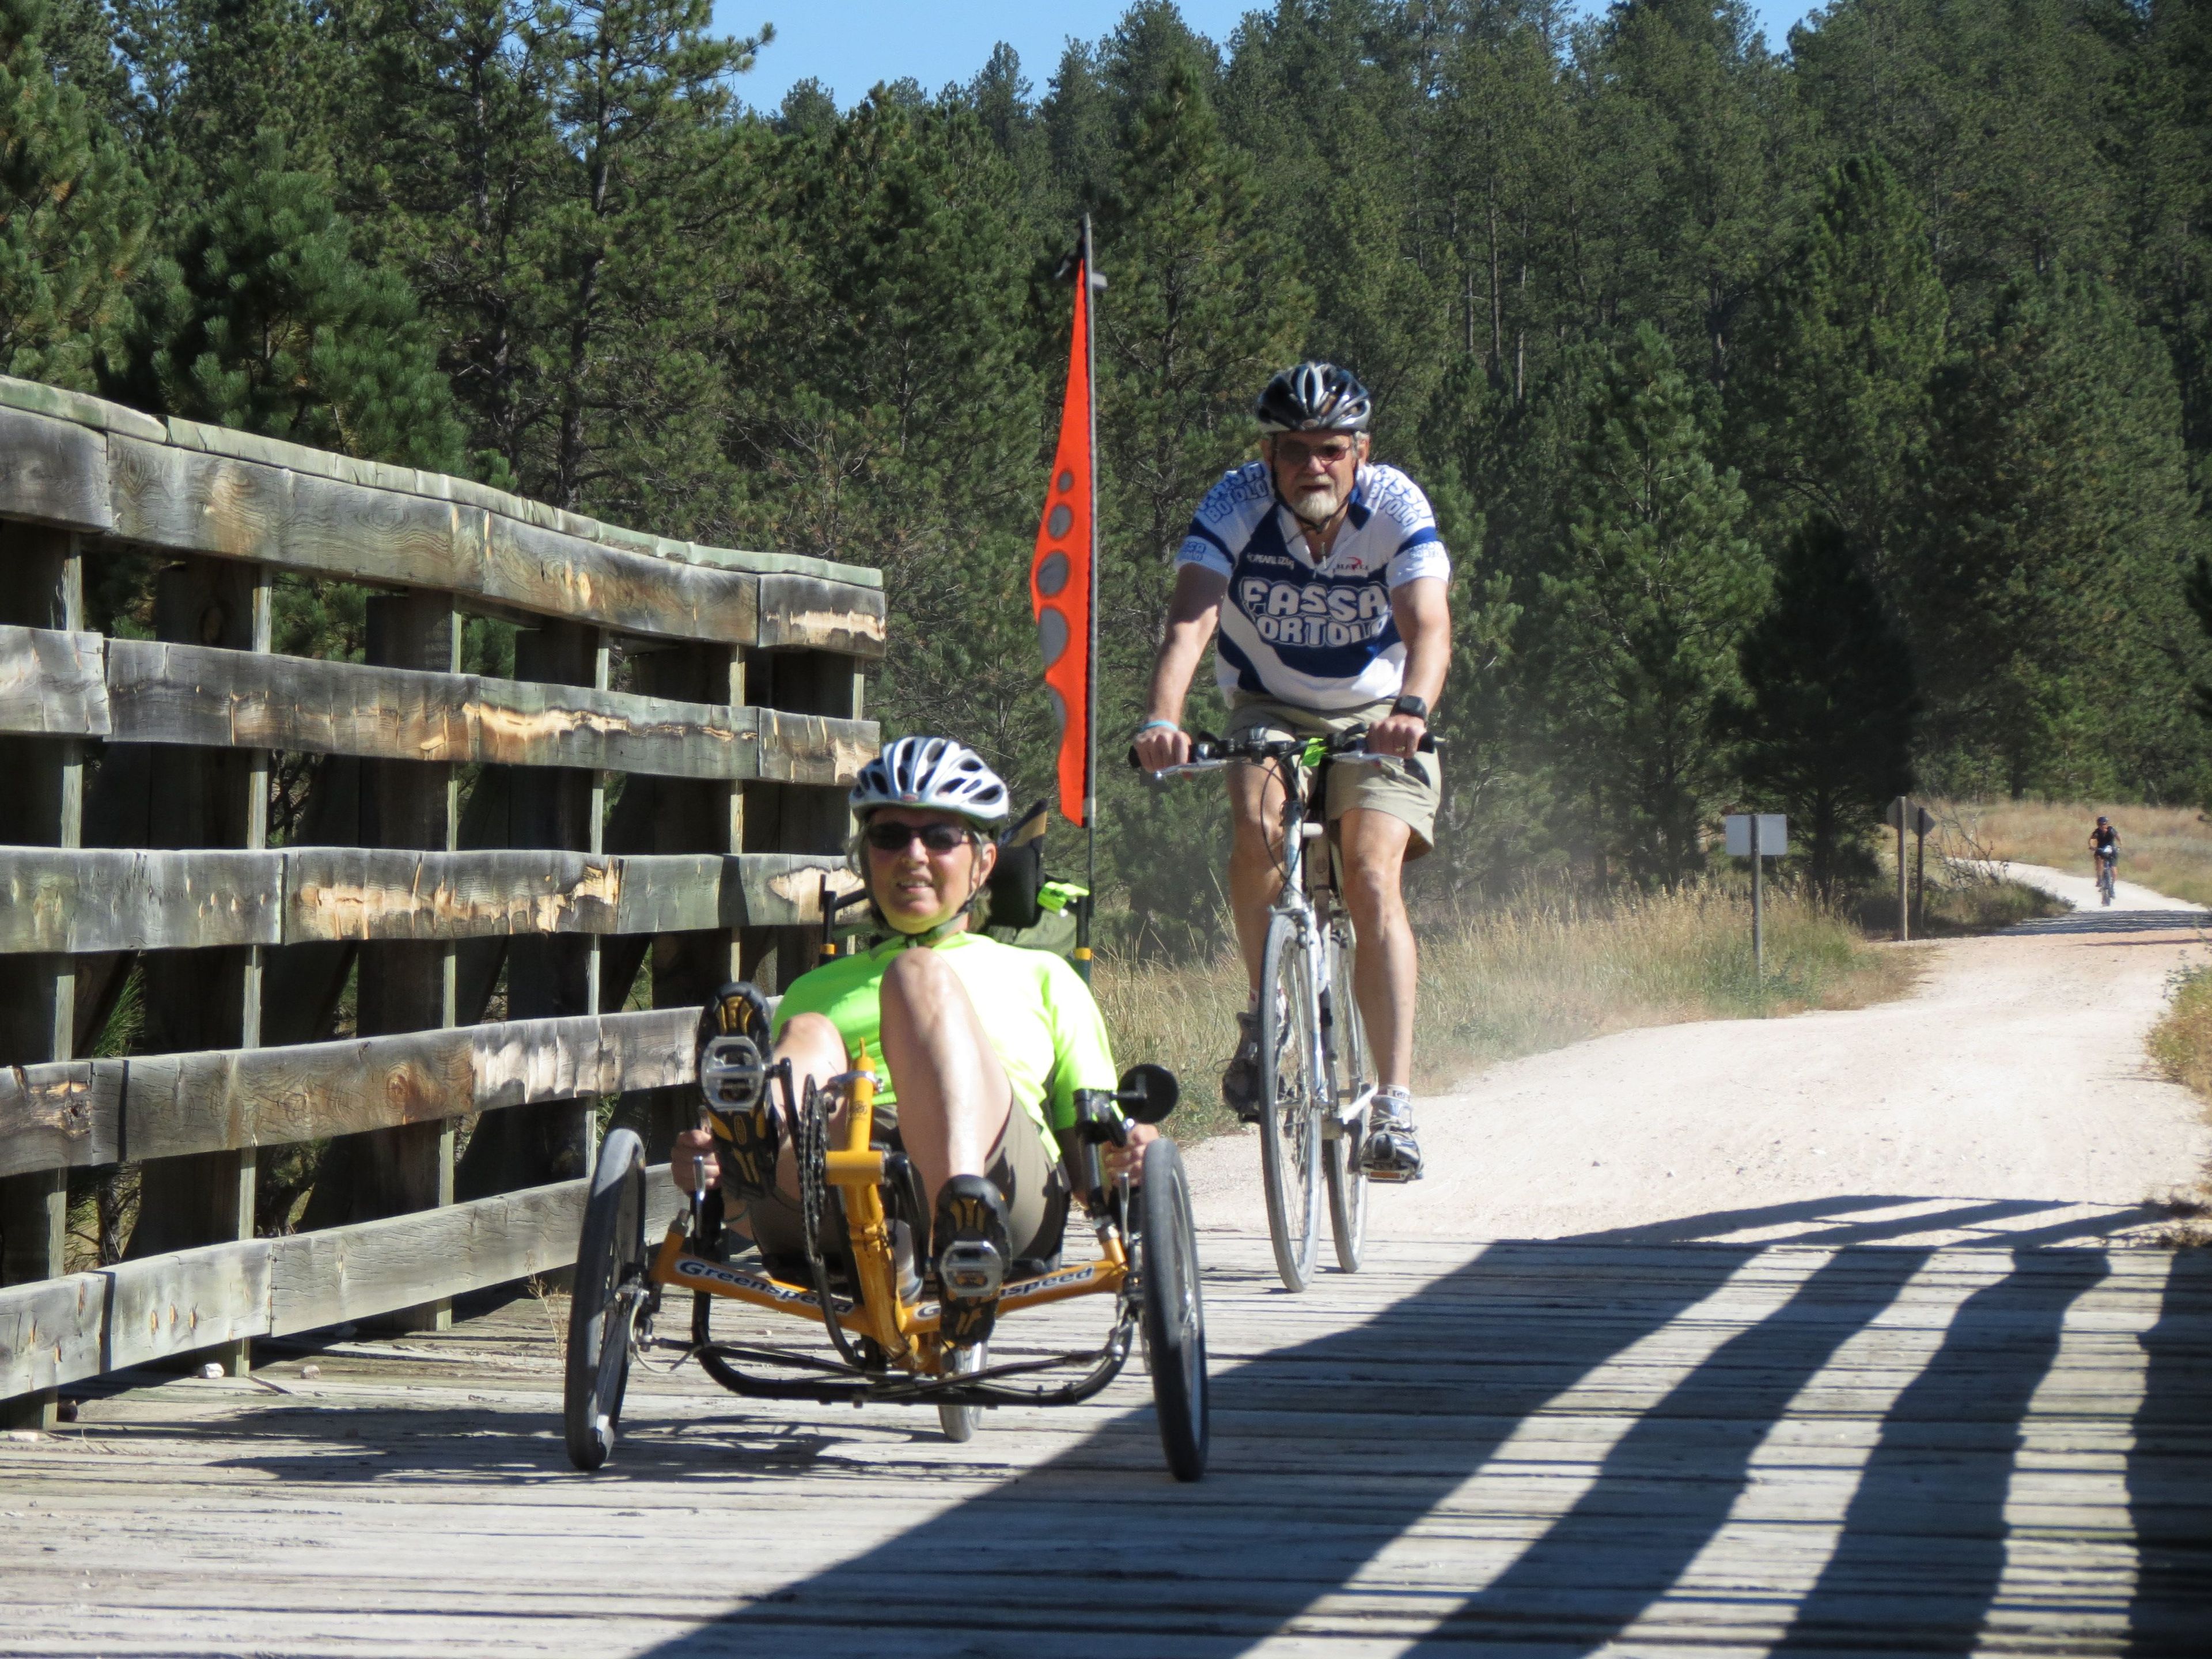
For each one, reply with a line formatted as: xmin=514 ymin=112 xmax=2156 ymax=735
xmin=356 ymin=0 xmax=565 ymax=482
xmin=721 ymin=90 xmax=1047 ymax=789
xmin=1730 ymin=151 xmax=1948 ymax=589
xmin=120 ymin=134 xmax=464 ymax=468
xmin=1720 ymin=513 xmax=1918 ymax=896
xmin=1525 ymin=322 xmax=1767 ymax=885
xmin=1090 ymin=45 xmax=1308 ymax=947
xmin=0 ymin=0 xmax=151 ymax=389
xmin=524 ymin=0 xmax=766 ymax=522
xmin=1904 ymin=267 xmax=2208 ymax=798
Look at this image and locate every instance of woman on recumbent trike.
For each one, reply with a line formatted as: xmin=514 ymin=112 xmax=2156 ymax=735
xmin=563 ymin=736 xmax=1208 ymax=1479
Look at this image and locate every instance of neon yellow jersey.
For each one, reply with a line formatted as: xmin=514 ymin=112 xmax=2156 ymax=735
xmin=770 ymin=931 xmax=1116 ymax=1141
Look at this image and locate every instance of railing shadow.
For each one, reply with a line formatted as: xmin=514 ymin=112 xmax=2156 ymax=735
xmin=1768 ymin=1249 xmax=2109 ymax=1656
xmin=2127 ymin=1248 xmax=2212 ymax=1658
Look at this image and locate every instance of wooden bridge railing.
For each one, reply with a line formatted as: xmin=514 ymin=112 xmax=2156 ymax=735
xmin=0 ymin=377 xmax=881 ymax=1423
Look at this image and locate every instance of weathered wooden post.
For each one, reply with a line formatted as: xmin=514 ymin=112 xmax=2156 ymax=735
xmin=0 ymin=525 xmax=82 ymax=1428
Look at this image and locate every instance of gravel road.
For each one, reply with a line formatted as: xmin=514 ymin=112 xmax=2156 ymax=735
xmin=1183 ymin=863 xmax=2212 ymax=1249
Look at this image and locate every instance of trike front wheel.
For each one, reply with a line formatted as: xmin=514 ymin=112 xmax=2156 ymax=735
xmin=1139 ymin=1137 xmax=1209 ymax=1481
xmin=563 ymin=1127 xmax=647 ymax=1471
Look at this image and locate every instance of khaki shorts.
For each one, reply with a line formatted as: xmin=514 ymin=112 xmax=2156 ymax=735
xmin=1225 ymin=694 xmax=1440 ymax=858
xmin=739 ymin=1097 xmax=1063 ymax=1263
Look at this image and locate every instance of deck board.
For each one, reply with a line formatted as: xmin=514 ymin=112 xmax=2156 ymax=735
xmin=1 ymin=1231 xmax=2205 ymax=1657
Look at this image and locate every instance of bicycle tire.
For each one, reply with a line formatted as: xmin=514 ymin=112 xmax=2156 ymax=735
xmin=563 ymin=1127 xmax=647 ymax=1471
xmin=1321 ymin=925 xmax=1370 ymax=1274
xmin=937 ymin=1340 xmax=986 ymax=1442
xmin=1139 ymin=1137 xmax=1209 ymax=1481
xmin=1257 ymin=911 xmax=1323 ymax=1292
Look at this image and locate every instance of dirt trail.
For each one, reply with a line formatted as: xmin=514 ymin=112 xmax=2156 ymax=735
xmin=1183 ymin=866 xmax=2212 ymax=1248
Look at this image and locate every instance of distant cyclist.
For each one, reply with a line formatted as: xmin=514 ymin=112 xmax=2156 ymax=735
xmin=2089 ymin=816 xmax=2120 ymax=903
xmin=1132 ymin=361 xmax=1450 ymax=1181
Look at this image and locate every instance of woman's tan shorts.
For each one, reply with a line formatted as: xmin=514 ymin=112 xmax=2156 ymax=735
xmin=739 ymin=1096 xmax=1063 ymax=1262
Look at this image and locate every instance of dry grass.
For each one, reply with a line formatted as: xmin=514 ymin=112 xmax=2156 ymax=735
xmin=2145 ymin=965 xmax=2212 ymax=1245
xmin=1096 ymin=882 xmax=1916 ymax=1145
xmin=1938 ymin=798 xmax=2212 ymax=907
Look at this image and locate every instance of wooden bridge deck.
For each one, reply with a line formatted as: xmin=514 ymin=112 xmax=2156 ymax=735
xmin=2 ymin=1230 xmax=2206 ymax=1657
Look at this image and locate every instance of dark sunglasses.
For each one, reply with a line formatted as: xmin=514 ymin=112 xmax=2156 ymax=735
xmin=862 ymin=821 xmax=972 ymax=855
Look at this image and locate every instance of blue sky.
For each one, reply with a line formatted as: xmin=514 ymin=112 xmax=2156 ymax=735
xmin=718 ymin=2 xmax=1823 ymax=113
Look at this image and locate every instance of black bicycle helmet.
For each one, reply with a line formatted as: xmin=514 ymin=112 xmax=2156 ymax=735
xmin=1254 ymin=361 xmax=1373 ymax=433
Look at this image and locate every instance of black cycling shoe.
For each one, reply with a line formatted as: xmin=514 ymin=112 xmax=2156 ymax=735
xmin=1221 ymin=1010 xmax=1264 ymax=1126
xmin=933 ymin=1175 xmax=1012 ymax=1347
xmin=697 ymin=982 xmax=779 ymax=1199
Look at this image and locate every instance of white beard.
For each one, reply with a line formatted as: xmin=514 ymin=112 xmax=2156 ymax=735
xmin=1286 ymin=478 xmax=1347 ymax=525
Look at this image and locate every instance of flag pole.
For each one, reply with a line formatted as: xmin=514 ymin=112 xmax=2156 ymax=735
xmin=1079 ymin=213 xmax=1099 ymax=983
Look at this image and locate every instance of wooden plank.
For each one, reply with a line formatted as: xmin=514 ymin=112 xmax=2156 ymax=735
xmin=756 ymin=572 xmax=888 ymax=658
xmin=0 ymin=847 xmax=282 ymax=953
xmin=0 ymin=623 xmax=108 ymax=735
xmin=103 ymin=434 xmax=805 ymax=646
xmin=0 ymin=1061 xmax=121 ymax=1176
xmin=78 ymin=634 xmax=879 ymax=779
xmin=283 ymin=847 xmax=622 ymax=942
xmin=0 ymin=403 xmax=111 ymax=532
xmin=0 ymin=373 xmax=168 ymax=443
xmin=102 ymin=1238 xmax=271 ymax=1373
xmin=0 ymin=1271 xmax=104 ymax=1397
xmin=0 ymin=1165 xmax=680 ymax=1397
xmin=0 ymin=847 xmax=857 ymax=953
xmin=116 ymin=1007 xmax=694 ymax=1164
xmin=267 ymin=1171 xmax=681 ymax=1334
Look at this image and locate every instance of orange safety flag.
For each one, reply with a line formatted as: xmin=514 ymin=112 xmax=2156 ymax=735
xmin=1031 ymin=257 xmax=1094 ymax=827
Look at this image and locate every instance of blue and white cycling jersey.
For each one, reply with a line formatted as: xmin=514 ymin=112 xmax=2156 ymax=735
xmin=1175 ymin=461 xmax=1450 ymax=711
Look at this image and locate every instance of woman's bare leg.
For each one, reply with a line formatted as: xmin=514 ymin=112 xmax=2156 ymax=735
xmin=876 ymin=946 xmax=1013 ymax=1205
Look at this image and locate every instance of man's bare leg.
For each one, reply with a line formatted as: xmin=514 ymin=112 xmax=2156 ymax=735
xmin=1336 ymin=807 xmax=1416 ymax=1090
xmin=1227 ymin=757 xmax=1290 ymax=991
xmin=877 ymin=945 xmax=1014 ymax=1205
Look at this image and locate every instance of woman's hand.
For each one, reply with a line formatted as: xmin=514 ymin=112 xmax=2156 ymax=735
xmin=671 ymin=1126 xmax=719 ymax=1192
xmin=1103 ymin=1119 xmax=1160 ymax=1182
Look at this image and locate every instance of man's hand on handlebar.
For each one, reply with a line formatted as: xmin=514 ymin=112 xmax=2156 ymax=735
xmin=1366 ymin=711 xmax=1427 ymax=760
xmin=1132 ymin=721 xmax=1191 ymax=772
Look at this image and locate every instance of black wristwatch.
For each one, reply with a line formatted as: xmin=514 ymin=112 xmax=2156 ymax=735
xmin=1391 ymin=694 xmax=1429 ymax=722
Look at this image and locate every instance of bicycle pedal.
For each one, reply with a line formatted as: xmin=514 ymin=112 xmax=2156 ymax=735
xmin=938 ymin=1240 xmax=1007 ymax=1300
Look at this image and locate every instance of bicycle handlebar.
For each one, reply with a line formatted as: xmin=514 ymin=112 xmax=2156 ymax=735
xmin=1127 ymin=725 xmax=1440 ymax=781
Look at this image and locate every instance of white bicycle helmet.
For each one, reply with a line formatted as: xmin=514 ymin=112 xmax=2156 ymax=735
xmin=849 ymin=736 xmax=1010 ymax=827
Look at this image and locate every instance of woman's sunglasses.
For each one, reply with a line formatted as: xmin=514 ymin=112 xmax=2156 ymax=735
xmin=862 ymin=821 xmax=972 ymax=855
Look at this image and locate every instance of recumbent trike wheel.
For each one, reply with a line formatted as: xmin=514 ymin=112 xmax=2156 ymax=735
xmin=1138 ymin=1135 xmax=1209 ymax=1481
xmin=564 ymin=1127 xmax=648 ymax=1471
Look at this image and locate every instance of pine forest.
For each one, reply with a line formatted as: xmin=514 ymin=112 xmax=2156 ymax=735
xmin=10 ymin=0 xmax=2212 ymax=950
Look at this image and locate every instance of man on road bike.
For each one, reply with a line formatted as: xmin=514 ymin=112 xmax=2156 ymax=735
xmin=1131 ymin=362 xmax=1451 ymax=1182
xmin=671 ymin=737 xmax=1147 ymax=1349
xmin=2089 ymin=816 xmax=2120 ymax=893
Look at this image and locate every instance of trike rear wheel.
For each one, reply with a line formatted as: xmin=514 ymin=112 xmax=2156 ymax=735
xmin=563 ymin=1127 xmax=647 ymax=1472
xmin=1139 ymin=1137 xmax=1209 ymax=1482
xmin=1258 ymin=912 xmax=1323 ymax=1291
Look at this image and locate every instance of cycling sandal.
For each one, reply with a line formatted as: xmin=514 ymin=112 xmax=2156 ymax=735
xmin=1362 ymin=1090 xmax=1423 ymax=1183
xmin=933 ymin=1175 xmax=1012 ymax=1347
xmin=1220 ymin=1010 xmax=1264 ymax=1126
xmin=698 ymin=982 xmax=779 ymax=1199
